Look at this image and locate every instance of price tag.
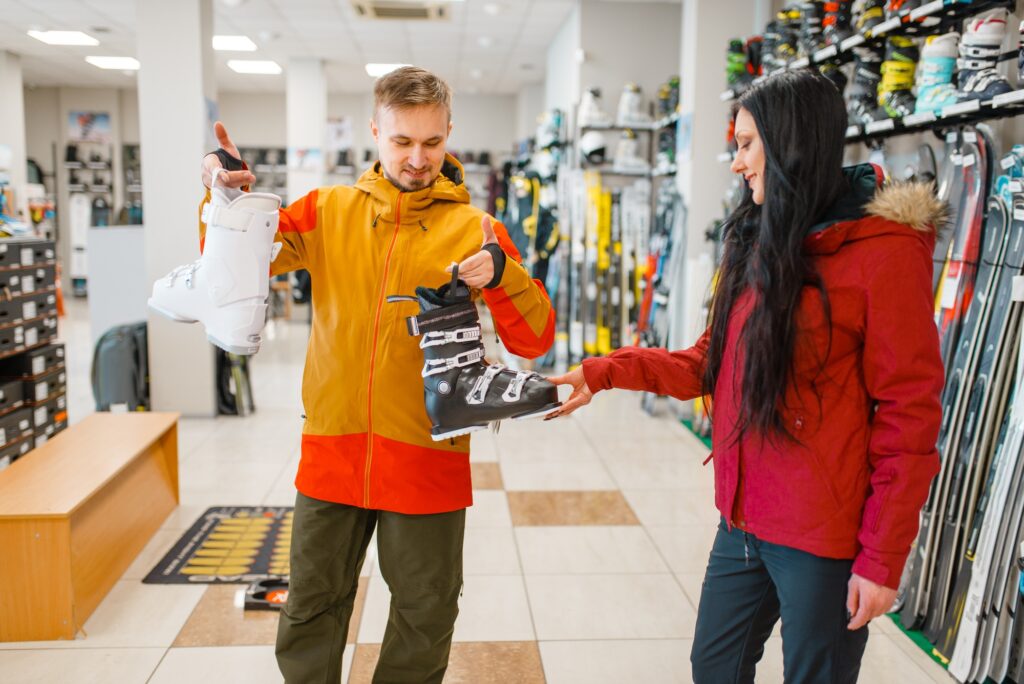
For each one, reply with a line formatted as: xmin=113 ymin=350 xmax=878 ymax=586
xmin=1014 ymin=207 xmax=1024 ymax=221
xmin=35 ymin=382 xmax=47 ymax=402
xmin=873 ymin=17 xmax=901 ymax=35
xmin=940 ymin=272 xmax=960 ymax=309
xmin=814 ymin=45 xmax=838 ymax=62
xmin=904 ymin=112 xmax=937 ymax=127
xmin=964 ymin=154 xmax=977 ymax=168
xmin=34 ymin=407 xmax=46 ymax=427
xmin=20 ymin=248 xmax=33 ymax=266
xmin=21 ymin=275 xmax=34 ymax=293
xmin=992 ymin=90 xmax=1024 ymax=108
xmin=942 ymin=100 xmax=981 ymax=117
xmin=32 ymin=356 xmax=44 ymax=375
xmin=964 ymin=131 xmax=978 ymax=143
xmin=841 ymin=34 xmax=865 ymax=51
xmin=1014 ymin=275 xmax=1024 ymax=302
xmin=1010 ymin=180 xmax=1023 ymax=193
xmin=1003 ymin=155 xmax=1017 ymax=170
xmin=866 ymin=118 xmax=896 ymax=133
xmin=25 ymin=328 xmax=37 ymax=347
xmin=23 ymin=302 xmax=36 ymax=321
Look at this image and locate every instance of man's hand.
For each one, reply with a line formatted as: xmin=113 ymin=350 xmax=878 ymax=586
xmin=447 ymin=216 xmax=500 ymax=288
xmin=846 ymin=573 xmax=897 ymax=630
xmin=201 ymin=121 xmax=255 ymax=189
xmin=544 ymin=366 xmax=594 ymax=419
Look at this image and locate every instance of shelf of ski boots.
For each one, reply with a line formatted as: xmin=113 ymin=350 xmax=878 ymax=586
xmin=719 ymin=0 xmax=1017 ymax=103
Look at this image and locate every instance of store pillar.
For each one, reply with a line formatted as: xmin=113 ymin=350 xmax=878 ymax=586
xmin=286 ymin=59 xmax=327 ymax=203
xmin=137 ymin=0 xmax=218 ymax=415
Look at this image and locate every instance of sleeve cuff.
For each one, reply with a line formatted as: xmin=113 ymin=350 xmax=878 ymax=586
xmin=852 ymin=550 xmax=897 ymax=590
xmin=582 ymin=357 xmax=613 ymax=393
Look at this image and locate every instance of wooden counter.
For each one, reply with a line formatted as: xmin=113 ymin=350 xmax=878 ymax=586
xmin=0 ymin=412 xmax=179 ymax=641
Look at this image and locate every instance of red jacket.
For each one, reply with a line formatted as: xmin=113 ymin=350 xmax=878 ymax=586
xmin=583 ymin=165 xmax=946 ymax=589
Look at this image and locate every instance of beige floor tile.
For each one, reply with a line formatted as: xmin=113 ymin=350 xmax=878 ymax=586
xmin=0 ymin=582 xmax=207 ymax=650
xmin=515 ymin=525 xmax=668 ymax=574
xmin=469 ymin=431 xmax=499 ymax=463
xmin=495 ymin=433 xmax=601 ymax=464
xmin=148 ymin=645 xmax=283 ymax=684
xmin=463 ymin=527 xmax=522 ymax=575
xmin=540 ymin=639 xmax=693 ymax=684
xmin=675 ymin=572 xmax=706 ymax=612
xmin=159 ymin=503 xmax=220 ymax=532
xmin=508 ymin=491 xmax=639 ymax=526
xmin=471 ymin=462 xmax=504 ymax=490
xmin=349 ymin=641 xmax=544 ymax=684
xmin=118 ymin=527 xmax=189 ymax=581
xmin=357 ymin=574 xmax=535 ymax=643
xmin=623 ymin=489 xmax=719 ymax=527
xmin=646 ymin=525 xmax=720 ymax=575
xmin=0 ymin=647 xmax=165 ymax=684
xmin=526 ymin=574 xmax=696 ymax=640
xmin=500 ymin=460 xmax=616 ymax=491
xmin=177 ymin=460 xmax=283 ymax=506
xmin=886 ymin=626 xmax=954 ymax=682
xmin=603 ymin=454 xmax=712 ymax=491
xmin=466 ymin=490 xmax=513 ymax=528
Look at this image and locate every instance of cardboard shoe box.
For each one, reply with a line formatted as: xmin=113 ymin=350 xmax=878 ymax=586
xmin=0 ymin=238 xmax=56 ymax=269
xmin=0 ymin=342 xmax=65 ymax=379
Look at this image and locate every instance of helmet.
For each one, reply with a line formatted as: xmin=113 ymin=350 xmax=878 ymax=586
xmin=579 ymin=131 xmax=607 ymax=164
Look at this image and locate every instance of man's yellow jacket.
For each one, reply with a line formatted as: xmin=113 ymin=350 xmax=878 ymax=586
xmin=199 ymin=154 xmax=554 ymax=513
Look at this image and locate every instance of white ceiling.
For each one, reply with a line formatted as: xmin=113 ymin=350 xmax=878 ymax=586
xmin=2 ymin=0 xmax=581 ymax=95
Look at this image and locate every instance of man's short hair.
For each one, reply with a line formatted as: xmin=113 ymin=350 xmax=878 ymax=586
xmin=374 ymin=66 xmax=452 ymax=120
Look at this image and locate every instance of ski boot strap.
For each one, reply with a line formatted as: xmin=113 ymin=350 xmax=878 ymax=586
xmin=202 ymin=203 xmax=260 ymax=232
xmin=422 ymin=348 xmax=486 ymax=377
xmin=420 ymin=326 xmax=482 ymax=349
xmin=406 ymin=301 xmax=478 ymax=337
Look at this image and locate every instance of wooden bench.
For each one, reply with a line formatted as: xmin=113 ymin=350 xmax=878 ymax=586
xmin=0 ymin=412 xmax=179 ymax=641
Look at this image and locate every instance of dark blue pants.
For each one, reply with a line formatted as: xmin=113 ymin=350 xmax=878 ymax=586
xmin=691 ymin=519 xmax=869 ymax=684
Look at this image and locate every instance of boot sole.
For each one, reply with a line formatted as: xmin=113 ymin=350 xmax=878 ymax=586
xmin=511 ymin=402 xmax=563 ymax=421
xmin=430 ymin=424 xmax=488 ymax=441
xmin=147 ymin=299 xmax=197 ymax=323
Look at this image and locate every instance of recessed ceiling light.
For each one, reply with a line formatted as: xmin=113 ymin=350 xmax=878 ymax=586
xmin=28 ymin=30 xmax=99 ymax=46
xmin=213 ymin=35 xmax=257 ymax=51
xmin=85 ymin=56 xmax=139 ymax=70
xmin=469 ymin=68 xmax=483 ymax=79
xmin=228 ymin=59 xmax=282 ymax=74
xmin=477 ymin=36 xmax=493 ymax=48
xmin=365 ymin=63 xmax=410 ymax=77
xmin=483 ymin=3 xmax=501 ymax=15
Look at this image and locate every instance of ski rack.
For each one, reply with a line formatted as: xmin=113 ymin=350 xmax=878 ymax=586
xmin=578 ymin=111 xmax=681 ymax=133
xmin=718 ymin=0 xmax=1017 ymax=103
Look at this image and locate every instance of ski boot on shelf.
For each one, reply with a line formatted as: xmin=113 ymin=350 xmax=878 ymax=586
xmin=616 ymin=83 xmax=651 ymax=126
xmin=388 ymin=267 xmax=561 ymax=441
xmin=823 ymin=0 xmax=854 ymax=46
xmin=853 ymin=0 xmax=886 ymax=35
xmin=798 ymin=1 xmax=825 ymax=57
xmin=578 ymin=87 xmax=612 ymax=128
xmin=848 ymin=45 xmax=885 ymax=124
xmin=612 ymin=129 xmax=651 ymax=173
xmin=878 ymin=36 xmax=919 ymax=118
xmin=148 ymin=174 xmax=282 ymax=355
xmin=776 ymin=5 xmax=802 ymax=64
xmin=915 ymin=33 xmax=960 ymax=115
xmin=957 ymin=8 xmax=1014 ymax=102
xmin=726 ymin=39 xmax=754 ymax=94
xmin=761 ymin=20 xmax=785 ymax=72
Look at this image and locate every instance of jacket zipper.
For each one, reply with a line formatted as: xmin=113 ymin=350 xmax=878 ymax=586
xmin=365 ymin=193 xmax=403 ymax=508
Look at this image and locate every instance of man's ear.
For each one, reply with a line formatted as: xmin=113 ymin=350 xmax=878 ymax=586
xmin=370 ymin=117 xmax=379 ymax=142
xmin=447 ymin=120 xmax=453 ymax=139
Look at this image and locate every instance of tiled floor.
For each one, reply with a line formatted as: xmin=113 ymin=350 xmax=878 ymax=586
xmin=0 ymin=298 xmax=952 ymax=683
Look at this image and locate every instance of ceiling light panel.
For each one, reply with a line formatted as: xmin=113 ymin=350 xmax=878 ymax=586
xmin=28 ymin=30 xmax=99 ymax=46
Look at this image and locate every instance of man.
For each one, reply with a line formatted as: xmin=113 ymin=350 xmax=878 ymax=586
xmin=200 ymin=66 xmax=554 ymax=683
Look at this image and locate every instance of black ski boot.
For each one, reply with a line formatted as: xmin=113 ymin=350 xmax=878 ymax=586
xmin=853 ymin=0 xmax=885 ymax=35
xmin=824 ymin=0 xmax=854 ymax=46
xmin=798 ymin=1 xmax=825 ymax=57
xmin=848 ymin=45 xmax=884 ymax=124
xmin=389 ymin=268 xmax=561 ymax=441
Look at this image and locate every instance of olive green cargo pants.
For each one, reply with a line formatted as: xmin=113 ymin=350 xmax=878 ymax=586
xmin=275 ymin=492 xmax=465 ymax=684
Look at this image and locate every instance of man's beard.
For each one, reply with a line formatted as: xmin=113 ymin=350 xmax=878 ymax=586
xmin=383 ymin=167 xmax=432 ymax=193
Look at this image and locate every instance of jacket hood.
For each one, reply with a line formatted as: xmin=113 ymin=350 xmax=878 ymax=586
xmin=805 ymin=163 xmax=949 ymax=255
xmin=354 ymin=152 xmax=471 ymax=226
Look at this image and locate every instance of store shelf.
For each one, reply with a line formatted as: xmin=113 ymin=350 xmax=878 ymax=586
xmin=847 ymin=91 xmax=1024 ymax=144
xmin=580 ymin=122 xmax=658 ymax=132
xmin=652 ymin=164 xmax=678 ymax=178
xmin=719 ymin=0 xmax=1014 ymax=103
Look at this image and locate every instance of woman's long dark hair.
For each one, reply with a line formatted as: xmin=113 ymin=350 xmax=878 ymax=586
xmin=703 ymin=69 xmax=849 ymax=443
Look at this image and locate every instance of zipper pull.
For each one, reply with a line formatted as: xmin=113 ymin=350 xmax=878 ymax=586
xmin=744 ymin=532 xmax=750 ymax=567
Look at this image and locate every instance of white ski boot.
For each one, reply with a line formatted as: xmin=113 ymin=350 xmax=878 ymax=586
xmin=578 ymin=87 xmax=613 ymax=128
xmin=612 ymin=130 xmax=650 ymax=173
xmin=148 ymin=177 xmax=282 ymax=355
xmin=616 ymin=83 xmax=651 ymax=126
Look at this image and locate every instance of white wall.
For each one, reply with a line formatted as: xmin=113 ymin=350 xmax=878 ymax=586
xmin=516 ymin=82 xmax=545 ymax=142
xmin=545 ymin=4 xmax=581 ymax=114
xmin=24 ymin=87 xmax=59 ymax=175
xmin=449 ymin=93 xmax=516 ymax=156
xmin=579 ymin=1 xmax=682 ymax=118
xmin=0 ymin=52 xmax=27 ymax=199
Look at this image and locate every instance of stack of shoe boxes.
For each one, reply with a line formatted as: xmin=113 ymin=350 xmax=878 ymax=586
xmin=0 ymin=237 xmax=62 ymax=470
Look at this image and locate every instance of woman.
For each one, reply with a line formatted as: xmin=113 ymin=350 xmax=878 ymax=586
xmin=549 ymin=69 xmax=945 ymax=683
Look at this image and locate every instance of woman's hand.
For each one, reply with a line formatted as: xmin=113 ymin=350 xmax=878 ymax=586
xmin=544 ymin=366 xmax=594 ymax=419
xmin=846 ymin=573 xmax=897 ymax=630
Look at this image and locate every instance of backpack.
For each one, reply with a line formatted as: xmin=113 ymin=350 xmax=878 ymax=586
xmin=91 ymin=322 xmax=149 ymax=411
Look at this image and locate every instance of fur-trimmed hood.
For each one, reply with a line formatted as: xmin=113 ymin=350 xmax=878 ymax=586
xmin=805 ymin=163 xmax=948 ymax=255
